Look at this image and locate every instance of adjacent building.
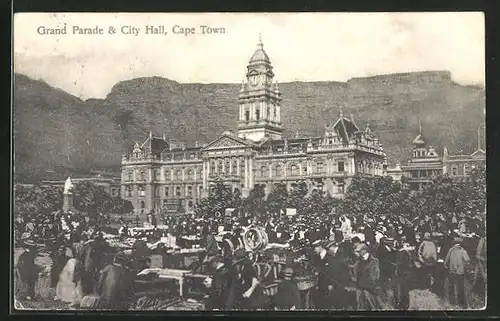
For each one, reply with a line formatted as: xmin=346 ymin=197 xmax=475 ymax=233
xmin=120 ymin=37 xmax=387 ymax=214
xmin=442 ymin=128 xmax=486 ymax=181
xmin=401 ymin=128 xmax=443 ymax=190
xmin=401 ymin=126 xmax=486 ymax=189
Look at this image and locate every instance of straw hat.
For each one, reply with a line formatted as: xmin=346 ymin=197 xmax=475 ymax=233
xmin=283 ymin=267 xmax=294 ymax=277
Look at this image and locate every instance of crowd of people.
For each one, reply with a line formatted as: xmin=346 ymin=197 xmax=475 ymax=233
xmin=14 ymin=206 xmax=486 ymax=311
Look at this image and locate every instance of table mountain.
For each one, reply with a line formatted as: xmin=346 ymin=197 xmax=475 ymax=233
xmin=13 ymin=71 xmax=485 ymax=182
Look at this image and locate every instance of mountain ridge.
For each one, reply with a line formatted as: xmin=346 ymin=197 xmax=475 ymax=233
xmin=14 ymin=71 xmax=485 ymax=182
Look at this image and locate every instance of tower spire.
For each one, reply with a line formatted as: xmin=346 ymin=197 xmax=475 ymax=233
xmin=258 ymin=32 xmax=263 ymax=49
xmin=418 ymin=118 xmax=422 ymax=134
xmin=339 ymin=108 xmax=343 ymax=118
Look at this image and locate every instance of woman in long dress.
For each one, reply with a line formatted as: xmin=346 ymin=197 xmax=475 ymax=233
xmin=55 ymin=248 xmax=83 ymax=307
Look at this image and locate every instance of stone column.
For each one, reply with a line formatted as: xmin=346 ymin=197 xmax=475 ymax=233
xmin=299 ymin=163 xmax=303 ymax=176
xmin=249 ymin=157 xmax=254 ymax=188
xmin=276 ymin=105 xmax=281 ymax=122
xmin=269 ymin=163 xmax=272 ymax=179
xmin=244 ymin=157 xmax=249 ymax=188
xmin=202 ymin=160 xmax=207 ymax=189
xmin=229 ymin=158 xmax=233 ymax=174
xmin=133 ymin=169 xmax=137 ymax=182
xmin=182 ymin=168 xmax=185 ymax=181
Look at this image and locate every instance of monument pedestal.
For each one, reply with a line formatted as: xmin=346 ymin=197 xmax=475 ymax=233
xmin=63 ymin=193 xmax=74 ymax=213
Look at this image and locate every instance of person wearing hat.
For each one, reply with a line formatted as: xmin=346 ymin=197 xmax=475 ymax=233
xmin=15 ymin=240 xmax=40 ymax=300
xmin=443 ymin=235 xmax=471 ymax=308
xmin=416 ymin=232 xmax=437 ymax=289
xmin=392 ymin=239 xmax=414 ymax=310
xmin=273 ymin=266 xmax=301 ymax=310
xmin=324 ymin=239 xmax=354 ymax=310
xmin=311 ymin=239 xmax=338 ymax=309
xmin=376 ymin=237 xmax=397 ymax=283
xmin=353 ymin=243 xmax=382 ymax=310
xmin=204 ymin=255 xmax=231 ymax=310
xmin=226 ymin=249 xmax=265 ymax=310
xmin=95 ymin=251 xmax=134 ymax=310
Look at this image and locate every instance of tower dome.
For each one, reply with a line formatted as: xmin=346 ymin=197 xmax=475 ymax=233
xmin=249 ymin=34 xmax=271 ymax=64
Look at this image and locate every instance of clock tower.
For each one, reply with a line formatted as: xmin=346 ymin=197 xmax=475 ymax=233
xmin=237 ymin=35 xmax=283 ymax=142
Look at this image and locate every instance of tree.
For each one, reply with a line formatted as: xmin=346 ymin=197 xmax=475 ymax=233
xmin=194 ymin=180 xmax=234 ymax=217
xmin=286 ymin=181 xmax=308 ymax=210
xmin=242 ymin=184 xmax=267 ymax=218
xmin=266 ymin=183 xmax=289 ymax=216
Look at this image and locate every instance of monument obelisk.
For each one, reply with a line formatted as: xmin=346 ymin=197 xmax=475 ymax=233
xmin=63 ymin=176 xmax=75 ymax=213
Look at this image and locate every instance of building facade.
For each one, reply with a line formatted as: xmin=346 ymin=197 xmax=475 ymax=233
xmin=442 ymin=128 xmax=486 ymax=181
xmin=401 ymin=126 xmax=486 ymax=189
xmin=401 ymin=129 xmax=443 ymax=190
xmin=121 ymin=37 xmax=387 ymax=214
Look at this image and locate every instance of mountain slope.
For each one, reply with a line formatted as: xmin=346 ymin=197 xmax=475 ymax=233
xmin=13 ymin=72 xmax=485 ymax=182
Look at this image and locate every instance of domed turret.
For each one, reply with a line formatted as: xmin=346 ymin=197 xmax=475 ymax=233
xmin=249 ymin=33 xmax=271 ymax=64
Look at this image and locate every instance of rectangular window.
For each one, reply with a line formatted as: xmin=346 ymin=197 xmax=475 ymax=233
xmin=338 ymin=161 xmax=345 ymax=172
xmin=187 ymin=186 xmax=193 ymax=197
xmin=317 ymin=162 xmax=324 ymax=173
xmin=176 ymin=186 xmax=181 ymax=197
xmin=165 ymin=187 xmax=169 ymax=197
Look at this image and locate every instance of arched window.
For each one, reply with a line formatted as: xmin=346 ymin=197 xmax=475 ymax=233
xmin=245 ymin=110 xmax=250 ymax=122
xmin=187 ymin=169 xmax=194 ymax=180
xmin=188 ymin=201 xmax=194 ymax=209
xmin=165 ymin=169 xmax=171 ymax=181
xmin=451 ymin=165 xmax=458 ymax=176
xmin=174 ymin=169 xmax=181 ymax=180
xmin=317 ymin=162 xmax=324 ymax=173
xmin=138 ymin=185 xmax=145 ymax=197
xmin=127 ymin=171 xmax=133 ymax=181
xmin=210 ymin=161 xmax=216 ymax=174
xmin=126 ymin=186 xmax=132 ymax=197
xmin=464 ymin=164 xmax=471 ymax=176
xmin=176 ymin=186 xmax=181 ymax=197
xmin=165 ymin=187 xmax=169 ymax=197
xmin=140 ymin=201 xmax=145 ymax=209
xmin=291 ymin=164 xmax=299 ymax=176
xmin=275 ymin=164 xmax=282 ymax=177
xmin=199 ymin=185 xmax=203 ymax=196
xmin=232 ymin=159 xmax=238 ymax=175
xmin=255 ymin=108 xmax=260 ymax=120
xmin=187 ymin=186 xmax=193 ymax=197
xmin=197 ymin=168 xmax=203 ymax=180
xmin=140 ymin=171 xmax=146 ymax=181
xmin=261 ymin=166 xmax=268 ymax=178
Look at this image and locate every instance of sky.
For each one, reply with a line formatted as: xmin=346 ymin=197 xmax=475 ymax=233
xmin=14 ymin=12 xmax=484 ymax=100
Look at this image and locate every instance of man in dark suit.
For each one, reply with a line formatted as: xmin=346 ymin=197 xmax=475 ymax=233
xmin=354 ymin=243 xmax=382 ymax=310
xmin=311 ymin=239 xmax=352 ymax=310
xmin=204 ymin=255 xmax=230 ymax=310
xmin=325 ymin=239 xmax=355 ymax=309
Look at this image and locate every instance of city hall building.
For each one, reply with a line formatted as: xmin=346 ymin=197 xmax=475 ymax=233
xmin=120 ymin=38 xmax=387 ymax=214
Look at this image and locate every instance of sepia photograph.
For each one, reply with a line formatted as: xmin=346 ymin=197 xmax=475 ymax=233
xmin=12 ymin=12 xmax=486 ymax=311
